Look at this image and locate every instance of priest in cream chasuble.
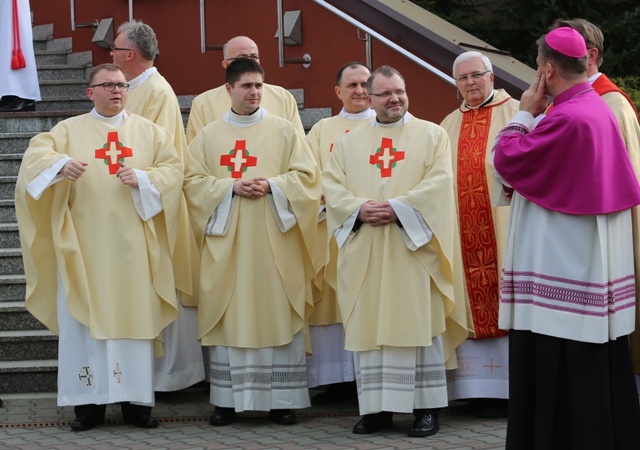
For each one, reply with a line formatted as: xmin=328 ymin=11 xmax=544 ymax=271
xmin=184 ymin=59 xmax=320 ymax=420
xmin=15 ymin=64 xmax=182 ymax=429
xmin=322 ymin=66 xmax=467 ymax=437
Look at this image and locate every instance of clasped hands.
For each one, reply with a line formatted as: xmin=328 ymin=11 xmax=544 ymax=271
xmin=357 ymin=200 xmax=397 ymax=226
xmin=233 ymin=177 xmax=271 ymax=199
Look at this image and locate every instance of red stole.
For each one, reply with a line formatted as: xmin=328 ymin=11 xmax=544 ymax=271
xmin=592 ymin=74 xmax=639 ymax=121
xmin=12 ymin=0 xmax=27 ymax=70
xmin=457 ymin=104 xmax=508 ymax=339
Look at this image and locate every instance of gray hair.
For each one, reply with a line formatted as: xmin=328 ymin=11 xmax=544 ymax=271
xmin=117 ymin=20 xmax=159 ymax=61
xmin=452 ymin=51 xmax=493 ymax=75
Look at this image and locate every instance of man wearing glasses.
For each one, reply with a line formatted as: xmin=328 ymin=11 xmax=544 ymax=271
xmin=440 ymin=51 xmax=519 ymax=418
xmin=186 ymin=35 xmax=304 ymax=142
xmin=111 ymin=20 xmax=205 ymax=395
xmin=15 ymin=64 xmax=183 ymax=431
xmin=322 ymin=66 xmax=468 ymax=438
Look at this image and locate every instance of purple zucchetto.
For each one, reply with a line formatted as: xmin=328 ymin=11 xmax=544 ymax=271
xmin=545 ymin=27 xmax=588 ymax=58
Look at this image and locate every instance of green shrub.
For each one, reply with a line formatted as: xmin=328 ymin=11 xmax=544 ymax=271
xmin=610 ymin=76 xmax=640 ymax=111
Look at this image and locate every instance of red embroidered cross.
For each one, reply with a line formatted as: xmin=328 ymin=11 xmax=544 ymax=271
xmin=329 ymin=129 xmax=350 ymax=153
xmin=220 ymin=140 xmax=258 ymax=178
xmin=369 ymin=137 xmax=405 ymax=177
xmin=95 ymin=131 xmax=133 ymax=174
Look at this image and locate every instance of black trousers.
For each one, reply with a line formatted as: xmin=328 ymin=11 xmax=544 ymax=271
xmin=506 ymin=330 xmax=640 ymax=450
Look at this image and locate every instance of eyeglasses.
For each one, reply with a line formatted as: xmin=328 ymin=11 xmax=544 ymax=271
xmin=90 ymin=82 xmax=130 ymax=92
xmin=369 ymin=89 xmax=406 ymax=98
xmin=455 ymin=70 xmax=491 ymax=83
xmin=110 ymin=45 xmax=133 ymax=52
xmin=225 ymin=53 xmax=260 ymax=62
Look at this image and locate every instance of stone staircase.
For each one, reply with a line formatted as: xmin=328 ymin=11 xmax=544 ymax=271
xmin=0 ymin=21 xmax=329 ymax=397
xmin=0 ymin=23 xmax=91 ymax=395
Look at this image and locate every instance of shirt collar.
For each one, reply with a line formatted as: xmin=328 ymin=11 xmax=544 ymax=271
xmin=127 ymin=67 xmax=158 ymax=90
xmin=90 ymin=108 xmax=128 ymax=126
xmin=339 ymin=107 xmax=376 ymax=121
xmin=223 ymin=107 xmax=269 ymax=128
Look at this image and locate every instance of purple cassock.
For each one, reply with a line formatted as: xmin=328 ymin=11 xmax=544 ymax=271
xmin=493 ymin=81 xmax=640 ymax=213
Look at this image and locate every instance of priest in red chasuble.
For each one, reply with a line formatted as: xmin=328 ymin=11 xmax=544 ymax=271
xmin=440 ymin=51 xmax=519 ymax=417
xmin=322 ymin=65 xmax=468 ymax=437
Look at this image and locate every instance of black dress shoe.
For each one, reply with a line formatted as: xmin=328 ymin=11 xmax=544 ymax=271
xmin=70 ymin=415 xmax=104 ymax=431
xmin=408 ymin=409 xmax=439 ymax=437
xmin=123 ymin=414 xmax=159 ymax=428
xmin=269 ymin=409 xmax=296 ymax=425
xmin=209 ymin=407 xmax=236 ymax=426
xmin=0 ymin=398 xmax=3 ymax=407
xmin=352 ymin=411 xmax=393 ymax=434
xmin=0 ymin=95 xmax=36 ymax=112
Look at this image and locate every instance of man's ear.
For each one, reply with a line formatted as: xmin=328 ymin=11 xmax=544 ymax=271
xmin=544 ymin=61 xmax=556 ymax=81
xmin=587 ymin=47 xmax=599 ymax=69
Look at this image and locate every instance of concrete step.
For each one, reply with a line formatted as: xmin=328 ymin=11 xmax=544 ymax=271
xmin=35 ymin=49 xmax=71 ymax=66
xmin=0 ymin=132 xmax=34 ymax=155
xmin=37 ymin=98 xmax=93 ymax=112
xmin=0 ymin=223 xmax=20 ymax=247
xmin=40 ymin=80 xmax=90 ymax=98
xmin=0 ymin=301 xmax=45 ymax=331
xmin=0 ymin=248 xmax=23 ymax=275
xmin=38 ymin=64 xmax=90 ymax=82
xmin=300 ymin=107 xmax=332 ymax=132
xmin=0 ymin=154 xmax=23 ymax=177
xmin=0 ymin=359 xmax=57 ymax=394
xmin=0 ymin=111 xmax=84 ymax=133
xmin=0 ymin=274 xmax=27 ymax=303
xmin=0 ymin=199 xmax=16 ymax=223
xmin=0 ymin=177 xmax=16 ymax=202
xmin=32 ymin=24 xmax=54 ymax=42
xmin=0 ymin=329 xmax=58 ymax=361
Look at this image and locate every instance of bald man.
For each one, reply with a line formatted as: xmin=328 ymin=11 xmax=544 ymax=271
xmin=186 ymin=36 xmax=304 ymax=142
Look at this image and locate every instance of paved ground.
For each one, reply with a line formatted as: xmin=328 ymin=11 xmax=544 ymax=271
xmin=0 ymin=385 xmax=506 ymax=450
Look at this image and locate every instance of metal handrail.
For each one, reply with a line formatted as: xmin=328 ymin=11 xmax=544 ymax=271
xmin=313 ymin=0 xmax=455 ymax=86
xmin=276 ymin=0 xmax=311 ymax=67
xmin=199 ymin=0 xmax=205 ymax=53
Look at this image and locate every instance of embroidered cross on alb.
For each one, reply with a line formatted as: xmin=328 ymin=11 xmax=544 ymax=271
xmin=78 ymin=366 xmax=94 ymax=386
xmin=113 ymin=363 xmax=123 ymax=384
